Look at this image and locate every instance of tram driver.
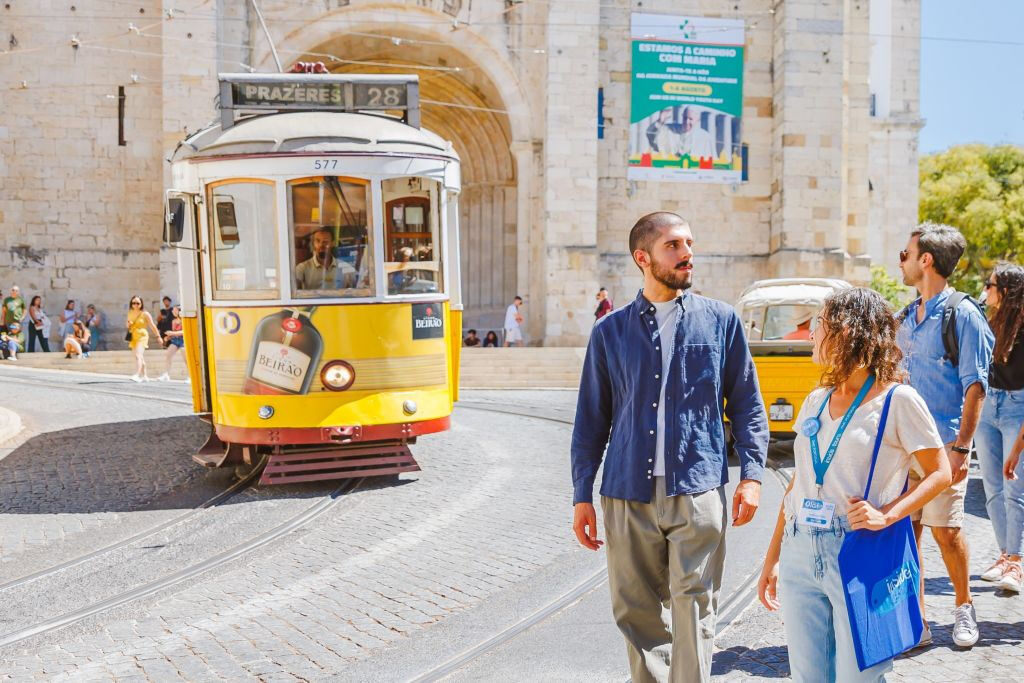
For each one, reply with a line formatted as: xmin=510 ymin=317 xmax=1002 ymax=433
xmin=295 ymin=227 xmax=356 ymax=291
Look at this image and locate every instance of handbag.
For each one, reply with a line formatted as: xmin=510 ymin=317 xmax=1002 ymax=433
xmin=837 ymin=386 xmax=923 ymax=671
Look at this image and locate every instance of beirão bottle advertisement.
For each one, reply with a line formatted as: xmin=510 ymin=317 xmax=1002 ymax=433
xmin=243 ymin=307 xmax=323 ymax=395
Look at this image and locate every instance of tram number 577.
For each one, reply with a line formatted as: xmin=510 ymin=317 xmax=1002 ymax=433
xmin=313 ymin=159 xmax=339 ymax=170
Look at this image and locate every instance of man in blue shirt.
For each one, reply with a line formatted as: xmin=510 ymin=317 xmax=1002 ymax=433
xmin=570 ymin=212 xmax=768 ymax=682
xmin=898 ymin=222 xmax=994 ymax=649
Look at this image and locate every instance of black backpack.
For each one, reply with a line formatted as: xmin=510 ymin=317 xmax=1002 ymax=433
xmin=898 ymin=292 xmax=983 ymax=367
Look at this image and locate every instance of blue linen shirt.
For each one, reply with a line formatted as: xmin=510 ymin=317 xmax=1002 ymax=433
xmin=571 ymin=290 xmax=769 ymax=504
xmin=898 ymin=289 xmax=994 ymax=444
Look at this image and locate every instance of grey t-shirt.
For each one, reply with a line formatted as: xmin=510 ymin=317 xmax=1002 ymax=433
xmin=653 ymin=299 xmax=679 ymax=477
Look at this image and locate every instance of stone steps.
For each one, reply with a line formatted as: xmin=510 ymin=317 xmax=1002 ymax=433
xmin=6 ymin=347 xmax=586 ymax=389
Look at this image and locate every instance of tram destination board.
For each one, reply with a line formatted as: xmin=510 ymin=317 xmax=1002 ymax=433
xmin=218 ymin=73 xmax=420 ymax=129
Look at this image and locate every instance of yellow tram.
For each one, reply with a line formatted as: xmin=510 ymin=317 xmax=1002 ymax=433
xmin=164 ymin=72 xmax=462 ymax=484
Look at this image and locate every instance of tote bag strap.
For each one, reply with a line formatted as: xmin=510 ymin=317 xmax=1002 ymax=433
xmin=862 ymin=385 xmax=900 ymax=501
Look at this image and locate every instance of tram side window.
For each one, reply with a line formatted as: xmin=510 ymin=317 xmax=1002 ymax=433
xmin=289 ymin=177 xmax=374 ymax=299
xmin=209 ymin=181 xmax=279 ymax=299
xmin=383 ymin=177 xmax=442 ymax=296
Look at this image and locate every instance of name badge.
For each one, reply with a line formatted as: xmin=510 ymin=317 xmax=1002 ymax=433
xmin=798 ymin=497 xmax=836 ymax=529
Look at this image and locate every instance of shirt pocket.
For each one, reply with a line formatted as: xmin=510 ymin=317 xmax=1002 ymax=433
xmin=678 ymin=344 xmax=721 ymax=386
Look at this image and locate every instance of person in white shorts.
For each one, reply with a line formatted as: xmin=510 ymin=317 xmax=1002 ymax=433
xmin=503 ymin=296 xmax=524 ymax=346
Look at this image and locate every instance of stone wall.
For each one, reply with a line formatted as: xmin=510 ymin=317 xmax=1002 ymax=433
xmin=0 ymin=0 xmax=165 ymax=349
xmin=0 ymin=0 xmax=921 ymax=349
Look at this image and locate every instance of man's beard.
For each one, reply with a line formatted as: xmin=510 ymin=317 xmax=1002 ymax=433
xmin=650 ymin=258 xmax=693 ymax=291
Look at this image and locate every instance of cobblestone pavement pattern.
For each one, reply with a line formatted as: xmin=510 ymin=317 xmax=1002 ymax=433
xmin=713 ymin=471 xmax=1024 ymax=681
xmin=2 ymin=383 xmax=1021 ymax=680
xmin=1 ymin=389 xmax=587 ymax=680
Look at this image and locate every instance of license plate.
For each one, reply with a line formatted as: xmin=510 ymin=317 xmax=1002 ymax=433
xmin=770 ymin=403 xmax=794 ymax=421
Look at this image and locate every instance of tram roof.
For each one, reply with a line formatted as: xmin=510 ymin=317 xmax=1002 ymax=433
xmin=172 ymin=111 xmax=459 ymax=163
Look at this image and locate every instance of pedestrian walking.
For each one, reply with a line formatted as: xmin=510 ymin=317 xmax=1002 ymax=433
xmin=503 ymin=296 xmax=524 ymax=346
xmin=26 ymin=295 xmax=51 ymax=352
xmin=125 ymin=295 xmax=161 ymax=382
xmin=975 ymin=263 xmax=1024 ymax=593
xmin=157 ymin=304 xmax=184 ymax=381
xmin=571 ymin=212 xmax=768 ymax=683
xmin=156 ymin=295 xmax=173 ymax=347
xmin=757 ymin=288 xmax=952 ymax=682
xmin=896 ymin=222 xmax=994 ymax=647
xmin=595 ymin=287 xmax=613 ymax=322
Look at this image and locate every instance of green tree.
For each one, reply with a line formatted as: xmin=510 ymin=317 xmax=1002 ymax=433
xmin=870 ymin=265 xmax=911 ymax=311
xmin=919 ymin=144 xmax=1024 ymax=295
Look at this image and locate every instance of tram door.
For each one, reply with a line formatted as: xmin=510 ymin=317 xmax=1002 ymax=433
xmin=165 ymin=192 xmax=212 ymax=413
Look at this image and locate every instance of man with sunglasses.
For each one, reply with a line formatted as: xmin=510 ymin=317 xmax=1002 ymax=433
xmin=898 ymin=223 xmax=994 ymax=648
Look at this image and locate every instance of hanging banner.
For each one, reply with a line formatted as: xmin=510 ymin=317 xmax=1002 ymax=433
xmin=628 ymin=13 xmax=745 ymax=184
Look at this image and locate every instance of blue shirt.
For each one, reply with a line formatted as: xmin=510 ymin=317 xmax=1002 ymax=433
xmin=571 ymin=290 xmax=769 ymax=504
xmin=898 ymin=289 xmax=994 ymax=444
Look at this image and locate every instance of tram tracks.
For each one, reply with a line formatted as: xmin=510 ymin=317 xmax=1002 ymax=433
xmin=0 ymin=476 xmax=365 ymax=649
xmin=410 ymin=402 xmax=792 ymax=682
xmin=0 ymin=370 xmax=367 ymax=651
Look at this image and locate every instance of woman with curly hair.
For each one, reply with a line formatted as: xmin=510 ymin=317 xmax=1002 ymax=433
xmin=757 ymin=288 xmax=952 ymax=681
xmin=975 ymin=264 xmax=1024 ymax=593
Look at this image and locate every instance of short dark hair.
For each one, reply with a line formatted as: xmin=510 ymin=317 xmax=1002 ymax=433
xmin=911 ymin=222 xmax=966 ymax=278
xmin=162 ymin=295 xmax=171 ymax=303
xmin=629 ymin=212 xmax=689 ymax=257
xmin=514 ymin=295 xmax=522 ymax=303
xmin=467 ymin=329 xmax=477 ymax=335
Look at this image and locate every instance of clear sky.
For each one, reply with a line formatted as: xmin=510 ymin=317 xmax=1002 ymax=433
xmin=919 ymin=0 xmax=1024 ymax=153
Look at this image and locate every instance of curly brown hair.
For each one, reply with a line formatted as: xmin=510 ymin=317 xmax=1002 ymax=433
xmin=817 ymin=288 xmax=904 ymax=388
xmin=988 ymin=263 xmax=1024 ymax=364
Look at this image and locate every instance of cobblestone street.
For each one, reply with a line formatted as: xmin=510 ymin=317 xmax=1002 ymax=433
xmin=0 ymin=373 xmax=1021 ymax=680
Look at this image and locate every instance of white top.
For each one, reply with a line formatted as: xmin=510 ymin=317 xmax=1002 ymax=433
xmin=785 ymin=384 xmax=944 ymax=518
xmin=504 ymin=304 xmax=520 ymax=331
xmin=653 ymin=299 xmax=679 ymax=477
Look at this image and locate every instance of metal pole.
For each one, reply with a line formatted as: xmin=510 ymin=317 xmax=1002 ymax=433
xmin=248 ymin=0 xmax=282 ymax=72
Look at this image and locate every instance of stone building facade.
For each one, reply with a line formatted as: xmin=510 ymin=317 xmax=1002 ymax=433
xmin=0 ymin=0 xmax=922 ymax=347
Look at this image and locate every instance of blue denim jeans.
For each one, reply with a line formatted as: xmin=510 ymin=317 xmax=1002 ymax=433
xmin=975 ymin=388 xmax=1024 ymax=556
xmin=780 ymin=517 xmax=891 ymax=682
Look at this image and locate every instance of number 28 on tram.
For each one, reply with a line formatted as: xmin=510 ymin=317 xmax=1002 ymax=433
xmin=163 ymin=73 xmax=463 ymax=485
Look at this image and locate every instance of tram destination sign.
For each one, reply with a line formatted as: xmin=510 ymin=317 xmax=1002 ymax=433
xmin=218 ymin=73 xmax=420 ymax=129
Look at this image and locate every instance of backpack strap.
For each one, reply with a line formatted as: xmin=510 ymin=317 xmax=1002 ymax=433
xmin=941 ymin=291 xmax=983 ymax=368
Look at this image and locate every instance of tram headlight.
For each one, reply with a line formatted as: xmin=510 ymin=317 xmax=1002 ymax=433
xmin=320 ymin=360 xmax=356 ymax=391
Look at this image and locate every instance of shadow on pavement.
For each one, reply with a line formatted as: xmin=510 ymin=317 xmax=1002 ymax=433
xmin=0 ymin=416 xmax=403 ymax=514
xmin=712 ymin=645 xmax=790 ymax=678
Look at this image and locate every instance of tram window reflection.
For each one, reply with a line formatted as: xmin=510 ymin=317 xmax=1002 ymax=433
xmin=289 ymin=177 xmax=374 ymax=299
xmin=209 ymin=181 xmax=279 ymax=299
xmin=383 ymin=176 xmax=442 ymax=296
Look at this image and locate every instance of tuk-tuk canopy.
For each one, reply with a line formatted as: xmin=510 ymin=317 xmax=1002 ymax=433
xmin=736 ymin=278 xmax=851 ymax=311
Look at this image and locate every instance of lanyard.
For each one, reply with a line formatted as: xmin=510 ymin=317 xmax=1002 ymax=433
xmin=809 ymin=375 xmax=875 ymax=487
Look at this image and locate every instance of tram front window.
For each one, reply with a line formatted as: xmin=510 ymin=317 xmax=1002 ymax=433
xmin=289 ymin=177 xmax=374 ymax=298
xmin=383 ymin=176 xmax=442 ymax=296
xmin=209 ymin=181 xmax=278 ymax=299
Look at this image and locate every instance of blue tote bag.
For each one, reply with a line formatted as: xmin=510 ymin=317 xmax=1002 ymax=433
xmin=837 ymin=386 xmax=923 ymax=671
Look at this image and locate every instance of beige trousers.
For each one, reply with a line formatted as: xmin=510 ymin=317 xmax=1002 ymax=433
xmin=602 ymin=479 xmax=727 ymax=683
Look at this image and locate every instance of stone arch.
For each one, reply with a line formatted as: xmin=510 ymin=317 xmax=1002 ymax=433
xmin=255 ymin=6 xmax=538 ymax=331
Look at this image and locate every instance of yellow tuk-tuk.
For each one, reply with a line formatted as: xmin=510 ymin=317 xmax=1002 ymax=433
xmin=735 ymin=278 xmax=851 ymax=438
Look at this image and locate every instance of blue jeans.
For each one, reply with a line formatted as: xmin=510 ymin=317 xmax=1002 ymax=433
xmin=780 ymin=517 xmax=891 ymax=682
xmin=975 ymin=388 xmax=1024 ymax=556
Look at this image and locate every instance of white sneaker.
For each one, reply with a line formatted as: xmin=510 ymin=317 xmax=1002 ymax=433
xmin=952 ymin=602 xmax=979 ymax=647
xmin=981 ymin=555 xmax=1009 ymax=582
xmin=142 ymin=375 xmax=151 ymax=382
xmin=913 ymin=623 xmax=933 ymax=649
xmin=130 ymin=374 xmax=142 ymax=383
xmin=156 ymin=373 xmax=170 ymax=382
xmin=999 ymin=562 xmax=1022 ymax=593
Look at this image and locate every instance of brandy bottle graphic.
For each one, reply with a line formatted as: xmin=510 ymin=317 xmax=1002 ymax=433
xmin=242 ymin=307 xmax=323 ymax=395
